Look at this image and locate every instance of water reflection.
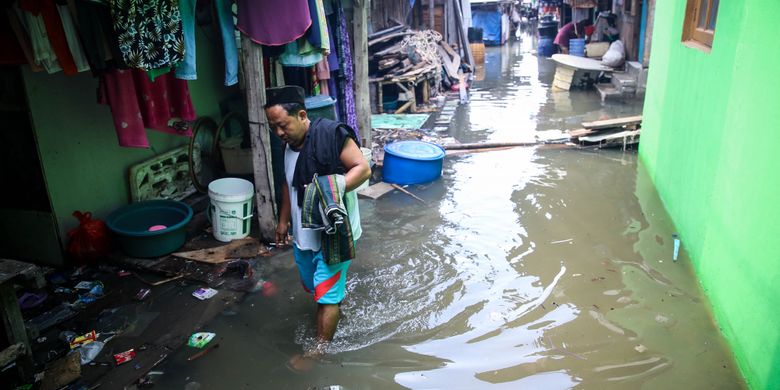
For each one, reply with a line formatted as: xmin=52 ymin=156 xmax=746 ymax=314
xmin=155 ymin=36 xmax=744 ymax=390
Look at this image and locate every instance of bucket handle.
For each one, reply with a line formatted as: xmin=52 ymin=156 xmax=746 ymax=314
xmin=209 ymin=202 xmax=254 ymax=222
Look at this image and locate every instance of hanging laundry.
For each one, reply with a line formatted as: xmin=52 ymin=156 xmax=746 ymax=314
xmin=110 ymin=0 xmax=185 ymax=70
xmin=316 ymin=58 xmax=330 ymax=96
xmin=335 ymin=2 xmax=358 ymax=138
xmin=236 ymin=0 xmax=311 ymax=46
xmin=56 ymin=4 xmax=90 ymax=72
xmin=19 ymin=0 xmax=79 ymax=74
xmin=176 ymin=0 xmax=238 ymax=86
xmin=279 ymin=38 xmax=323 ymax=67
xmin=98 ymin=69 xmax=196 ymax=148
xmin=304 ymin=0 xmax=330 ymax=53
xmin=74 ymin=0 xmax=126 ymax=73
xmin=13 ymin=6 xmax=61 ymax=73
xmin=3 ymin=9 xmax=35 ymax=67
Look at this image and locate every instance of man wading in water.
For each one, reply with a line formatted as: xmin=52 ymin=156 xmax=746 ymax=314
xmin=265 ymin=86 xmax=370 ymax=371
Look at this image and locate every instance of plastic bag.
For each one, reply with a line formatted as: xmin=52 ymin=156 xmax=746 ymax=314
xmin=67 ymin=211 xmax=112 ymax=264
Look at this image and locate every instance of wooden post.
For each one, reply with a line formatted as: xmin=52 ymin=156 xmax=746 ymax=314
xmin=240 ymin=36 xmax=277 ymax=242
xmin=353 ymin=0 xmax=372 ymax=146
xmin=1 ymin=284 xmax=33 ymax=380
xmin=428 ymin=0 xmax=435 ymax=29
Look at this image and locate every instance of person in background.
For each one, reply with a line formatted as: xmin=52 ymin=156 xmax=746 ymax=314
xmin=554 ymin=19 xmax=593 ymax=54
xmin=265 ymin=85 xmax=370 ymax=371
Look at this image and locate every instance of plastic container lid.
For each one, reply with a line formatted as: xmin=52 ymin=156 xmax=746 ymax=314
xmin=384 ymin=140 xmax=445 ymax=161
xmin=305 ymin=95 xmax=336 ymax=109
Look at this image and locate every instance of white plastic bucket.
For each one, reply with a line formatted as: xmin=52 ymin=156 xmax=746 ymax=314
xmin=356 ymin=147 xmax=373 ymax=191
xmin=208 ymin=178 xmax=254 ymax=242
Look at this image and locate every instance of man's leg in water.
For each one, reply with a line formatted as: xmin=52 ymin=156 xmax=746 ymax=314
xmin=317 ymin=303 xmax=340 ymax=343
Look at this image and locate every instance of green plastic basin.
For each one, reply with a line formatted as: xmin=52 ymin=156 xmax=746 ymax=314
xmin=106 ymin=200 xmax=193 ymax=258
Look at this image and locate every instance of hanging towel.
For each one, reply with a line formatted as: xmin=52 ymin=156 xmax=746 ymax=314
xmin=98 ymin=69 xmax=196 ymax=148
xmin=301 ymin=174 xmax=355 ymax=265
xmin=236 ymin=0 xmax=311 ymax=46
xmin=56 ymin=4 xmax=90 ymax=72
xmin=14 ymin=3 xmax=61 ymax=73
xmin=19 ymin=0 xmax=78 ymax=74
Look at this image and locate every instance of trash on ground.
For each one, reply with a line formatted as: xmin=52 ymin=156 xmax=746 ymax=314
xmin=74 ymin=281 xmax=99 ymax=290
xmin=192 ymin=287 xmax=218 ymax=300
xmin=672 ymin=234 xmax=681 ymax=261
xmin=187 ymin=343 xmax=220 ymax=361
xmin=68 ymin=330 xmax=97 ymax=349
xmin=187 ymin=332 xmax=216 ymax=348
xmin=75 ymin=341 xmax=104 ymax=365
xmin=135 ymin=288 xmax=151 ymax=301
xmin=113 ymin=349 xmax=136 ymax=365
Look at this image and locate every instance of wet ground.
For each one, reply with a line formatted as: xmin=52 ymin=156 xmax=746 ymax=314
xmin=156 ymin=35 xmax=745 ymax=389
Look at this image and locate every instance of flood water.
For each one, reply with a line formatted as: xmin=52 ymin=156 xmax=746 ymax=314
xmin=157 ymin=35 xmax=745 ymax=389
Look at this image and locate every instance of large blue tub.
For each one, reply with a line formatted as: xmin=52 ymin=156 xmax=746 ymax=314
xmin=383 ymin=141 xmax=445 ymax=185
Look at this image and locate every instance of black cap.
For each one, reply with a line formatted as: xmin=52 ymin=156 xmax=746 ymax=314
xmin=265 ymin=86 xmax=305 ymax=108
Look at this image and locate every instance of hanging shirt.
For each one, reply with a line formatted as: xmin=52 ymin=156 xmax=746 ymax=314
xmin=98 ymin=69 xmax=196 ymax=148
xmin=110 ymin=0 xmax=185 ymax=70
xmin=19 ymin=0 xmax=78 ymax=74
xmin=56 ymin=4 xmax=90 ymax=72
xmin=13 ymin=4 xmax=61 ymax=73
xmin=75 ymin=0 xmax=126 ymax=73
xmin=236 ymin=0 xmax=311 ymax=46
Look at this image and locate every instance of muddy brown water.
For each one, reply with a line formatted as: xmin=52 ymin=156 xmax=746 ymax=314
xmin=156 ymin=36 xmax=745 ymax=389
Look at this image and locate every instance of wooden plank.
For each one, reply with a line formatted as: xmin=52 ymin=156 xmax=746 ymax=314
xmin=1 ymin=283 xmax=33 ymax=380
xmin=354 ymin=0 xmax=372 ymax=145
xmin=444 ymin=141 xmax=538 ymax=150
xmin=580 ymin=129 xmax=641 ymax=143
xmin=438 ymin=45 xmax=459 ymax=79
xmin=357 ymin=182 xmax=395 ymax=199
xmin=241 ymin=37 xmax=277 ymax=242
xmin=172 ymin=237 xmax=269 ymax=264
xmin=391 ymin=184 xmax=426 ymax=203
xmin=581 ymin=115 xmax=643 ymax=130
xmin=0 ymin=343 xmax=25 ymax=368
xmin=567 ymin=128 xmax=594 ymax=137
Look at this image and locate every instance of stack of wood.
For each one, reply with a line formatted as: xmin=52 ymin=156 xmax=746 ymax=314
xmin=369 ymin=26 xmax=427 ymax=79
xmin=568 ymin=115 xmax=642 ymax=149
xmin=368 ymin=26 xmax=467 ymax=83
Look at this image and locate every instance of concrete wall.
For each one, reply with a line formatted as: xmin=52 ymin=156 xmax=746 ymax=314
xmin=23 ymin=27 xmax=234 ymax=249
xmin=640 ymin=1 xmax=780 ymax=388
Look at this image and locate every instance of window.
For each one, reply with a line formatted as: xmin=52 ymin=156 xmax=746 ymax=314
xmin=682 ymin=0 xmax=719 ymax=50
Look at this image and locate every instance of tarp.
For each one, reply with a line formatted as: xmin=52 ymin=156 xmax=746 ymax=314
xmin=472 ymin=10 xmax=503 ymax=45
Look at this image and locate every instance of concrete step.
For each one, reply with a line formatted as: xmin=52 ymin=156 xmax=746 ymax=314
xmin=611 ymin=72 xmax=637 ymax=89
xmin=596 ymin=84 xmax=623 ymax=102
xmin=626 ymin=61 xmax=643 ymax=77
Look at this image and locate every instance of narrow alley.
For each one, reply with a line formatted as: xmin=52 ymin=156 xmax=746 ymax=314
xmin=153 ymin=36 xmax=743 ymax=389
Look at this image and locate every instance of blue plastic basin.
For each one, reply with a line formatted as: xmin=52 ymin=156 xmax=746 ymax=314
xmin=106 ymin=200 xmax=193 ymax=258
xmin=383 ymin=141 xmax=445 ymax=185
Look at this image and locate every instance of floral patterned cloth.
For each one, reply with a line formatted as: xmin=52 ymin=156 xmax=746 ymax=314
xmin=110 ymin=0 xmax=184 ymax=70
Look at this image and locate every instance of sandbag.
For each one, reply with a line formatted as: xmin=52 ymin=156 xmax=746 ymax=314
xmin=602 ymin=40 xmax=625 ymax=67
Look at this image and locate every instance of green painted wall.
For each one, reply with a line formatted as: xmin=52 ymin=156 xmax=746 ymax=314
xmin=640 ymin=1 xmax=780 ymax=389
xmin=22 ymin=28 xmax=235 ymax=250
